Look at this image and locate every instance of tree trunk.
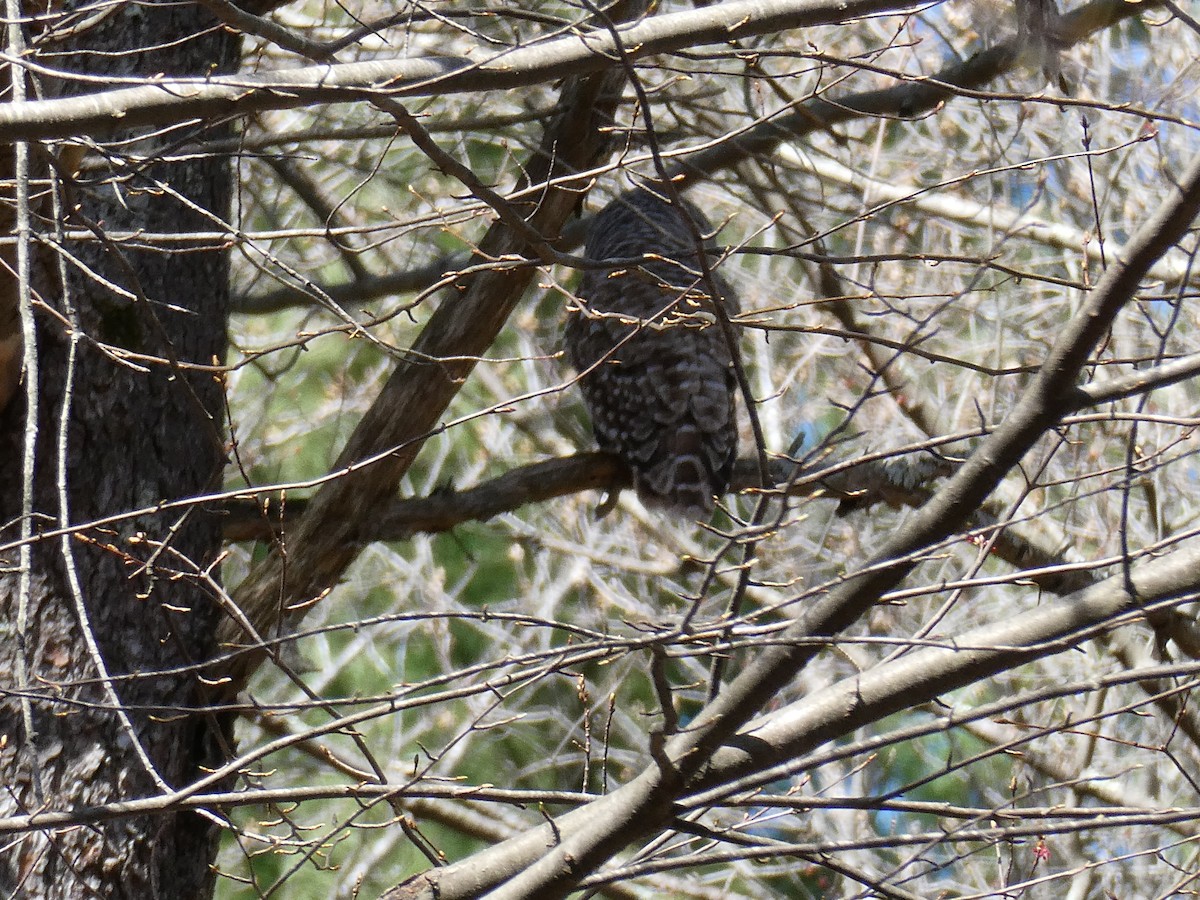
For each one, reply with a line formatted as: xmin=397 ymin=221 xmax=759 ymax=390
xmin=0 ymin=5 xmax=237 ymax=897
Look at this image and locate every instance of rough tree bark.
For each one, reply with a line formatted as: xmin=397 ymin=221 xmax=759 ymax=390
xmin=0 ymin=5 xmax=237 ymax=898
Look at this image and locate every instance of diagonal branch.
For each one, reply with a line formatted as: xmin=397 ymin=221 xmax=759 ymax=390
xmin=215 ymin=3 xmax=646 ymax=692
xmin=694 ymin=537 xmax=1200 ymax=797
xmin=665 ymin=121 xmax=1200 ymax=790
xmin=385 ymin=135 xmax=1200 ymax=900
xmin=230 ymin=0 xmax=1155 ymax=315
xmin=674 ymin=0 xmax=1157 ymax=185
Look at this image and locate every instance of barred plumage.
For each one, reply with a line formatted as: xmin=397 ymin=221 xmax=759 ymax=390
xmin=565 ymin=186 xmax=739 ymax=519
xmin=1016 ymin=0 xmax=1065 ymax=88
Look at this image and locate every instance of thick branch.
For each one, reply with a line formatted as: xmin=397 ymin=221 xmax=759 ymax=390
xmin=220 ymin=343 xmax=1200 ymax=589
xmin=389 ymin=533 xmax=1200 ymax=896
xmin=393 ymin=130 xmax=1200 ymax=900
xmin=0 ymin=0 xmax=915 ymax=143
xmin=215 ymin=8 xmax=644 ymax=691
xmin=230 ymin=0 xmax=1154 ymax=315
xmin=674 ymin=0 xmax=1155 ymax=184
xmin=217 ymin=451 xmax=944 ymax=543
xmin=697 ymin=539 xmax=1200 ymax=792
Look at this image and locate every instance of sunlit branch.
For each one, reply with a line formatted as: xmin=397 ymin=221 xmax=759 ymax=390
xmin=0 ymin=0 xmax=919 ymax=143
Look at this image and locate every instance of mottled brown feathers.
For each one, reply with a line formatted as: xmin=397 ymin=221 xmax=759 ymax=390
xmin=565 ymin=186 xmax=739 ymax=519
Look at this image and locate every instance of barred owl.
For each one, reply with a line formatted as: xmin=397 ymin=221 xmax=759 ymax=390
xmin=565 ymin=186 xmax=739 ymax=519
xmin=1016 ymin=0 xmax=1065 ymax=88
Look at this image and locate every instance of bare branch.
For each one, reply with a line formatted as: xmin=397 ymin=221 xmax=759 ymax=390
xmin=216 ymin=6 xmax=645 ymax=690
xmin=0 ymin=0 xmax=919 ymax=143
xmin=396 ymin=135 xmax=1200 ymax=900
xmin=226 ymin=0 xmax=1157 ymax=316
